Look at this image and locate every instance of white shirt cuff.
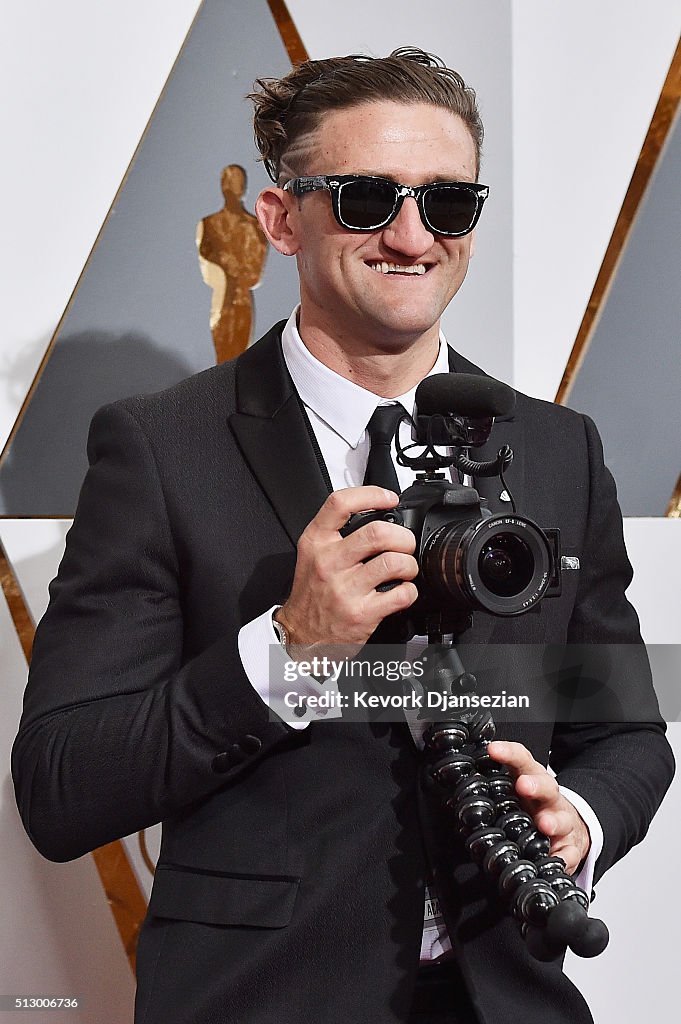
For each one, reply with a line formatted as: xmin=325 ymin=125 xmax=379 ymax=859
xmin=237 ymin=606 xmax=343 ymax=729
xmin=558 ymin=785 xmax=603 ymax=898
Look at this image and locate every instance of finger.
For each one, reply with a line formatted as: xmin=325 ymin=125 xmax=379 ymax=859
xmin=309 ymin=487 xmax=399 ymax=534
xmin=360 ymin=551 xmax=420 ymax=591
xmin=309 ymin=525 xmax=416 ymax=586
xmin=365 ymin=579 xmax=419 ymax=619
xmin=487 ymin=741 xmax=544 ymax=778
xmin=533 ymin=807 xmax=576 ymax=839
xmin=514 ymin=771 xmax=561 ymax=807
xmin=548 ymin=841 xmax=582 ymax=875
xmin=340 ymin=521 xmax=416 ymax=569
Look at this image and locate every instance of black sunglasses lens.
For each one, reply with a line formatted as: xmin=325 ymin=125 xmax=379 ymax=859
xmin=423 ymin=186 xmax=478 ymax=235
xmin=338 ymin=179 xmax=396 ymax=229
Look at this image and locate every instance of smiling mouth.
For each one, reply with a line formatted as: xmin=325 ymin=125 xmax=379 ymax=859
xmin=366 ymin=261 xmax=430 ymax=276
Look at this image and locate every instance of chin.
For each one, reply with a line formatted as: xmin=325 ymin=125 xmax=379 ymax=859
xmin=366 ymin=307 xmax=442 ymax=343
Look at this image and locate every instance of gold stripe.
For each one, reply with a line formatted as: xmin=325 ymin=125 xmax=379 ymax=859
xmin=556 ymin=35 xmax=681 ymax=404
xmin=138 ymin=829 xmax=157 ymax=878
xmin=0 ymin=537 xmax=35 ymax=662
xmin=267 ymin=0 xmax=309 ymax=64
xmin=667 ymin=473 xmax=681 ymax=518
xmin=91 ymin=842 xmax=149 ymax=972
xmin=0 ymin=536 xmax=146 ymax=973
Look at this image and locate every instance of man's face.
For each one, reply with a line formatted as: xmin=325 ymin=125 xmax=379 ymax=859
xmin=285 ymin=101 xmax=479 ymax=355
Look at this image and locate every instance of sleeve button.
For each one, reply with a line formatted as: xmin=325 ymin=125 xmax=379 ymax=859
xmin=211 ymin=752 xmax=231 ymax=773
xmin=242 ymin=734 xmax=262 ymax=755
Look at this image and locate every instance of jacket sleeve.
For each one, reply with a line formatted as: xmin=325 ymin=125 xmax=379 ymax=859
xmin=11 ymin=402 xmax=290 ymax=863
xmin=549 ymin=413 xmax=674 ymax=883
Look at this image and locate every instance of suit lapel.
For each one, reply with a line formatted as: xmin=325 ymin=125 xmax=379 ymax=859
xmin=229 ymin=324 xmax=330 ymax=547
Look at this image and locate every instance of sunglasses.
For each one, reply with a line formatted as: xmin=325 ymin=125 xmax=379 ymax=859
xmin=283 ymin=174 xmax=489 ymax=237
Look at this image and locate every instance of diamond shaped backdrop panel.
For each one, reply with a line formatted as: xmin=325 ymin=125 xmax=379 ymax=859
xmin=566 ymin=107 xmax=681 ymax=516
xmin=0 ymin=0 xmax=298 ymax=516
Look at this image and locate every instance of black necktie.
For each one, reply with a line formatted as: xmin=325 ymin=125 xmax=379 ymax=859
xmin=363 ymin=404 xmax=404 ymax=494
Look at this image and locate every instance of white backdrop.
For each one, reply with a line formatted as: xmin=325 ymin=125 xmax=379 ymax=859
xmin=2 ymin=2 xmax=679 ymax=1021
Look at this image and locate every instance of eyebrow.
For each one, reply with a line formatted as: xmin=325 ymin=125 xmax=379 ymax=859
xmin=352 ymin=171 xmax=477 ymax=184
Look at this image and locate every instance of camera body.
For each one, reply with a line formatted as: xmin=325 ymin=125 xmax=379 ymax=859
xmin=343 ymin=474 xmax=561 ymax=639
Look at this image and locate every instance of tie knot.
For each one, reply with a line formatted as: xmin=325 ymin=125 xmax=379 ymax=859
xmin=365 ymin=404 xmax=404 ymax=446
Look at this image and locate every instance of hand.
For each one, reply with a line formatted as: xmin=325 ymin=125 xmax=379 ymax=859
xmin=276 ymin=486 xmax=419 ymax=651
xmin=486 ymin=741 xmax=590 ymax=875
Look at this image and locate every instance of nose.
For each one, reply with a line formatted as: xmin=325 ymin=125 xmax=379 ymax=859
xmin=381 ymin=196 xmax=434 ymax=257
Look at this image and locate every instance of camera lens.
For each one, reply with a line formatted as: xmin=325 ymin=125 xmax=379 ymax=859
xmin=422 ymin=514 xmax=552 ymax=616
xmin=478 ymin=534 xmax=534 ymax=596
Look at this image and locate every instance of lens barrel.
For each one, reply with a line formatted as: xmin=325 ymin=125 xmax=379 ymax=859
xmin=422 ymin=514 xmax=552 ymax=616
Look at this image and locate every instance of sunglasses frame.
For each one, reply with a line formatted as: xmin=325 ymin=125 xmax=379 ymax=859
xmin=283 ymin=174 xmax=489 ymax=237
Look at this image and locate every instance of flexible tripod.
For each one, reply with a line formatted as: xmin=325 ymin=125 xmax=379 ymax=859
xmin=417 ymin=639 xmax=610 ymax=962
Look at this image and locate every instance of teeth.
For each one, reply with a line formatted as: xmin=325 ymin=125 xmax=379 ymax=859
xmin=368 ymin=262 xmax=427 ymax=275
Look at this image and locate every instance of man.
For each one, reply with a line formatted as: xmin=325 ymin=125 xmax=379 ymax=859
xmin=12 ymin=49 xmax=673 ymax=1024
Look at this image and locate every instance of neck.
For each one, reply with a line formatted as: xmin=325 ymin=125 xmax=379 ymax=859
xmin=297 ymin=314 xmax=441 ymax=398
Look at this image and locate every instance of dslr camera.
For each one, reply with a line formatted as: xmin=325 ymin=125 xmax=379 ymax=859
xmin=342 ymin=374 xmax=561 ymax=639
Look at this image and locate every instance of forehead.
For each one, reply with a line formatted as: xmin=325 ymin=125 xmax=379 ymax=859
xmin=305 ymin=101 xmax=478 ymax=182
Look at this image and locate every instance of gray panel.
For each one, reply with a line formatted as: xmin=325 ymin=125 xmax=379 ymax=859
xmin=435 ymin=0 xmax=514 ymax=386
xmin=567 ymin=107 xmax=681 ymax=516
xmin=0 ymin=0 xmax=299 ymax=515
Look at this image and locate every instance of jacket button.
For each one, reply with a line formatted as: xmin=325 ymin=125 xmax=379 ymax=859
xmin=211 ymin=737 xmax=261 ymax=774
xmin=242 ymin=734 xmax=262 ymax=755
xmin=211 ymin=752 xmax=231 ymax=773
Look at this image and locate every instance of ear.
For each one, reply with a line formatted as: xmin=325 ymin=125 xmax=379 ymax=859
xmin=255 ymin=186 xmax=299 ymax=256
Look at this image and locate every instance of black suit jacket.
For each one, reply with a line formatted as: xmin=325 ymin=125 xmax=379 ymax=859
xmin=13 ymin=323 xmax=674 ymax=1024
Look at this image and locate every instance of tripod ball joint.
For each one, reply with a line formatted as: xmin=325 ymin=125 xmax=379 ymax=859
xmin=456 ymin=796 xmax=497 ymax=833
xmin=465 ymin=827 xmax=505 ymax=864
xmin=464 ymin=708 xmax=496 ymax=743
xmin=498 ymin=859 xmax=537 ymax=898
xmin=480 ymin=839 xmax=519 ymax=880
xmin=423 ymin=721 xmax=469 ymax=753
xmin=426 ymin=752 xmax=475 ymax=793
xmin=451 ymin=773 xmax=489 ymax=803
xmin=496 ymin=809 xmax=533 ymax=841
xmin=535 ymin=855 xmax=568 ymax=879
xmin=517 ymin=827 xmax=551 ymax=860
xmin=512 ymin=879 xmax=560 ymax=926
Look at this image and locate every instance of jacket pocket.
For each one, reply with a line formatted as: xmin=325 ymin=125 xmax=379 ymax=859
xmin=148 ymin=864 xmax=300 ymax=928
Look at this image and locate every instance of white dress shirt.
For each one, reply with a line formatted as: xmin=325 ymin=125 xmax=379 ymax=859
xmin=238 ymin=308 xmax=603 ymax=960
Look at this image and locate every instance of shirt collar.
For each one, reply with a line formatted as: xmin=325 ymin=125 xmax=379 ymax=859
xmin=281 ymin=307 xmax=451 ymax=448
